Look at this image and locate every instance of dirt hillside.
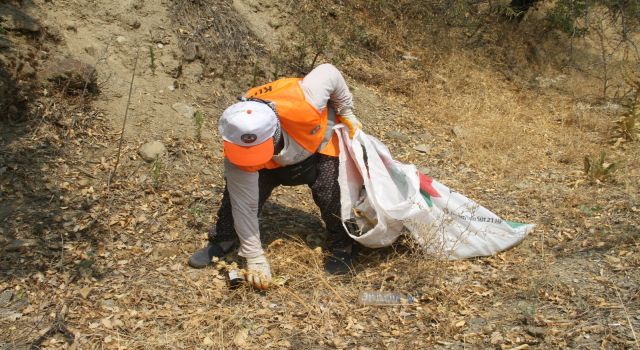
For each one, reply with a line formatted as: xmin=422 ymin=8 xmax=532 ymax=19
xmin=1 ymin=0 xmax=638 ymax=349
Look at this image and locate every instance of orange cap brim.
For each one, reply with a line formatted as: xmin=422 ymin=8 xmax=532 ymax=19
xmin=223 ymin=139 xmax=274 ymax=167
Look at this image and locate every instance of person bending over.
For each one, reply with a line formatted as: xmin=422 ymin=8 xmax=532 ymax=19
xmin=188 ymin=64 xmax=362 ymax=290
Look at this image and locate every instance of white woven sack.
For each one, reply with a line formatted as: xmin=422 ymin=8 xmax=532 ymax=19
xmin=337 ymin=127 xmax=427 ymax=248
xmin=403 ymin=178 xmax=535 ymax=259
xmin=336 ymin=126 xmax=534 ymax=259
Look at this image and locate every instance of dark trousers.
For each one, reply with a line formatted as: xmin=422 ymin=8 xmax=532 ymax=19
xmin=209 ymin=154 xmax=351 ymax=248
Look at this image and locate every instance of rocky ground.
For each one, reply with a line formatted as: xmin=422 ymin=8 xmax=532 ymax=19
xmin=1 ymin=0 xmax=639 ymax=349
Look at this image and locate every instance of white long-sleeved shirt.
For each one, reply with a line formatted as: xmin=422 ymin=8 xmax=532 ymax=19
xmin=225 ymin=64 xmax=354 ymax=258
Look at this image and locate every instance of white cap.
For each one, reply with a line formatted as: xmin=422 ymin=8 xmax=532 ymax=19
xmin=218 ymin=101 xmax=278 ymax=167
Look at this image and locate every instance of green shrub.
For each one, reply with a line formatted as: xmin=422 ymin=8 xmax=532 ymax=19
xmin=148 ymin=45 xmax=157 ymax=75
xmin=546 ymin=0 xmax=590 ymax=35
xmin=193 ymin=110 xmax=204 ymax=142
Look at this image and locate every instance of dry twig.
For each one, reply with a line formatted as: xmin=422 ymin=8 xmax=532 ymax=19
xmin=108 ymin=47 xmax=140 ymax=187
xmin=615 ymin=288 xmax=639 ymax=347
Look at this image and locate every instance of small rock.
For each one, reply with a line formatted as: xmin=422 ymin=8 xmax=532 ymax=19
xmin=126 ymin=17 xmax=141 ymax=29
xmin=157 ymin=43 xmax=164 ymax=49
xmin=41 ymin=57 xmax=97 ymax=93
xmin=115 ymin=36 xmax=127 ymax=44
xmin=44 ymin=23 xmax=63 ymax=42
xmin=0 ymin=4 xmax=41 ymax=32
xmin=172 ymin=102 xmax=194 ymax=119
xmin=182 ymin=42 xmax=199 ymax=62
xmin=414 ymin=144 xmax=430 ymax=153
xmin=138 ymin=141 xmax=167 ymax=162
xmin=268 ymin=19 xmax=281 ymax=29
xmin=77 ymin=179 xmax=90 ymax=188
xmin=0 ymin=289 xmax=13 ymax=306
xmin=20 ymin=62 xmax=35 ymax=77
xmin=386 ymin=131 xmax=410 ymax=143
xmin=64 ymin=20 xmax=77 ymax=32
xmin=451 ymin=126 xmax=465 ymax=138
xmin=402 ymin=54 xmax=418 ymax=60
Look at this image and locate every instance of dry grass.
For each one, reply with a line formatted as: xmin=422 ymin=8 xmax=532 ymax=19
xmin=1 ymin=0 xmax=639 ymax=349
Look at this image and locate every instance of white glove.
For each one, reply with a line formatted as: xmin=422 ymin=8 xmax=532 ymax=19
xmin=338 ymin=110 xmax=362 ymax=139
xmin=244 ymin=254 xmax=272 ymax=290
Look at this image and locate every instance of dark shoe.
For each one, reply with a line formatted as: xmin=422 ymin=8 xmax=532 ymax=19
xmin=324 ymin=245 xmax=355 ymax=275
xmin=188 ymin=240 xmax=236 ymax=268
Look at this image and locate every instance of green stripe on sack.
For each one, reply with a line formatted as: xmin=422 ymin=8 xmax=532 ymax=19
xmin=421 ymin=192 xmax=433 ymax=207
xmin=506 ymin=221 xmax=526 ymax=229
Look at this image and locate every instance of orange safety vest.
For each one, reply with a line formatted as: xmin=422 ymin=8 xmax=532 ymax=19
xmin=237 ymin=78 xmax=340 ymax=172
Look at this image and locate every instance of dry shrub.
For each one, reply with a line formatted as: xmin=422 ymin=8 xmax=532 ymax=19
xmin=170 ymin=0 xmax=267 ymax=81
xmin=404 ymin=50 xmax=622 ymax=181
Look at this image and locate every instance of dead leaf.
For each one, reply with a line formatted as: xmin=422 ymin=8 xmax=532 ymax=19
xmin=79 ymin=287 xmax=91 ymax=299
xmin=233 ymin=328 xmax=248 ymax=348
xmin=22 ymin=305 xmax=34 ymax=314
xmin=332 ymin=337 xmax=346 ymax=348
xmin=101 ymin=318 xmax=112 ymax=329
xmin=203 ymin=336 xmax=214 ymax=346
xmin=112 ymin=318 xmax=124 ymax=328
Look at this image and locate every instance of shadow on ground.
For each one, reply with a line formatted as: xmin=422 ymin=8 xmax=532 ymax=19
xmin=0 ymin=36 xmax=103 ymax=282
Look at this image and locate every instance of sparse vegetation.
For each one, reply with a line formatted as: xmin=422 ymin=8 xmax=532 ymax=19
xmin=187 ymin=203 xmax=207 ymax=229
xmin=1 ymin=0 xmax=639 ymax=349
xmin=620 ymin=113 xmax=638 ymax=140
xmin=584 ymin=150 xmax=617 ymax=182
xmin=619 ymin=81 xmax=640 ymax=140
xmin=148 ymin=45 xmax=156 ymax=75
xmin=151 ymin=154 xmax=163 ymax=188
xmin=193 ymin=110 xmax=204 ymax=142
xmin=274 ymin=11 xmax=335 ymax=76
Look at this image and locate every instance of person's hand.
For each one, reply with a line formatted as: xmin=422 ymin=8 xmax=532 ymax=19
xmin=244 ymin=254 xmax=272 ymax=290
xmin=338 ymin=110 xmax=362 ymax=139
